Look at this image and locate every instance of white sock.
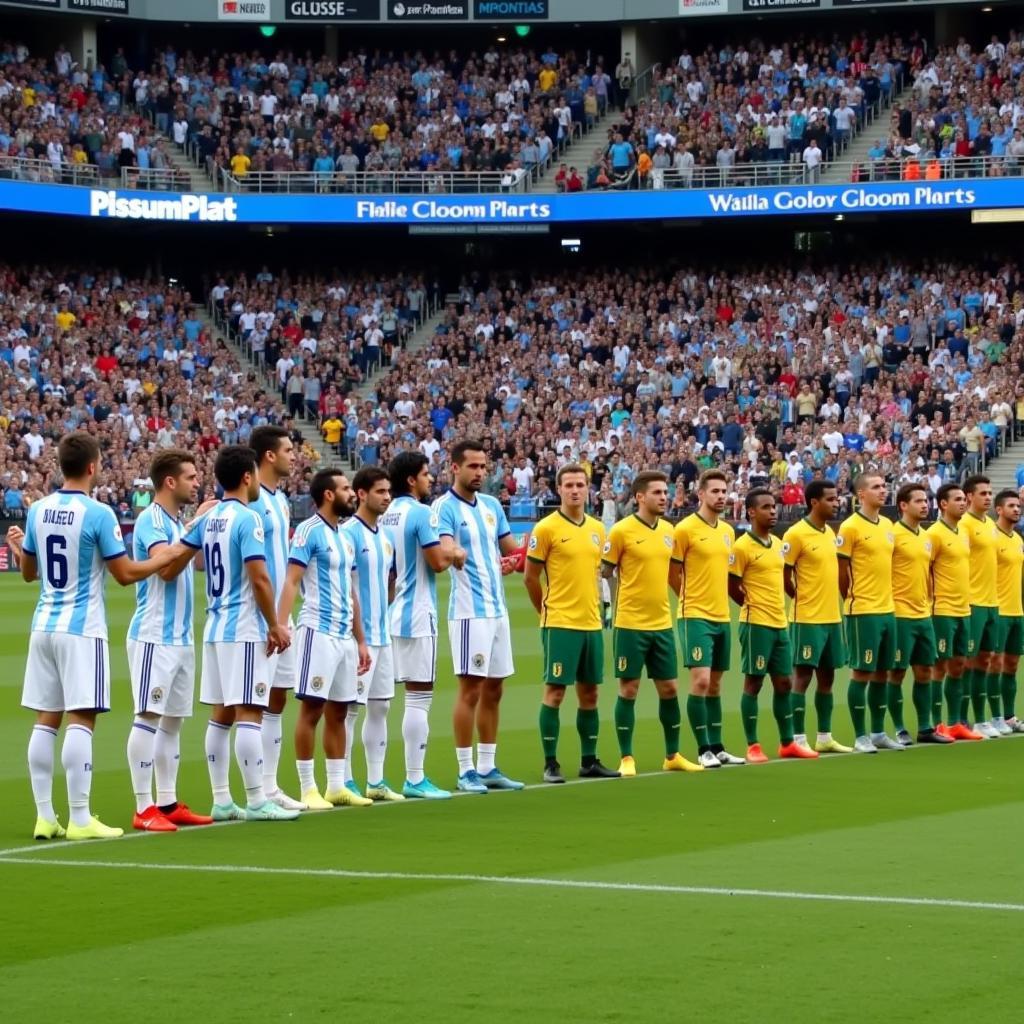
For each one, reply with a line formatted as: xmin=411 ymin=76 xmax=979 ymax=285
xmin=27 ymin=723 xmax=57 ymax=822
xmin=235 ymin=722 xmax=266 ymax=808
xmin=261 ymin=711 xmax=283 ymax=794
xmin=477 ymin=742 xmax=497 ymax=775
xmin=296 ymin=759 xmax=316 ymax=794
xmin=363 ymin=699 xmax=389 ymax=784
xmin=794 ymin=733 xmax=808 ymax=744
xmin=154 ymin=716 xmax=182 ymax=808
xmin=456 ymin=746 xmax=475 ymax=775
xmin=326 ymin=758 xmax=346 ymax=792
xmin=205 ymin=720 xmax=233 ymax=806
xmin=126 ymin=718 xmax=157 ymax=813
xmin=343 ymin=705 xmax=360 ymax=784
xmin=62 ymin=724 xmax=94 ymax=828
xmin=403 ymin=690 xmax=432 ymax=784
xmin=815 ymin=732 xmax=830 ymax=742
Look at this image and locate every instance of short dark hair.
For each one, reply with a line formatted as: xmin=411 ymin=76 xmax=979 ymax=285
xmin=995 ymin=488 xmax=1018 ymax=508
xmin=633 ymin=470 xmax=667 ymax=498
xmin=58 ymin=432 xmax=100 ymax=479
xmin=352 ymin=465 xmax=388 ymax=496
xmin=310 ymin=467 xmax=346 ymax=506
xmin=556 ymin=463 xmax=588 ymax=486
xmin=149 ymin=449 xmax=196 ymax=491
xmin=936 ymin=482 xmax=964 ymax=508
xmin=896 ymin=483 xmax=927 ymax=508
xmin=854 ymin=472 xmax=884 ymax=493
xmin=804 ymin=479 xmax=836 ymax=509
xmin=963 ymin=474 xmax=991 ymax=495
xmin=388 ymin=450 xmax=428 ymax=497
xmin=214 ymin=445 xmax=258 ymax=492
xmin=698 ymin=469 xmax=727 ymax=489
xmin=745 ymin=487 xmax=774 ymax=511
xmin=250 ymin=424 xmax=290 ymax=463
xmin=451 ymin=439 xmax=486 ymax=465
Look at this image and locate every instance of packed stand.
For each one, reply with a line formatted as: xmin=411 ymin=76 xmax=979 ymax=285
xmin=0 ymin=264 xmax=317 ymax=522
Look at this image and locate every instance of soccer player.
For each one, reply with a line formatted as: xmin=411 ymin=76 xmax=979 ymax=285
xmin=838 ymin=473 xmax=901 ymax=753
xmin=278 ymin=468 xmax=373 ymax=809
xmin=125 ymin=449 xmax=216 ymax=831
xmin=926 ymin=483 xmax=979 ymax=741
xmin=782 ymin=479 xmax=851 ymax=755
xmin=728 ymin=489 xmax=817 ymax=762
xmin=249 ymin=425 xmax=305 ymax=811
xmin=525 ymin=464 xmax=620 ymax=783
xmin=992 ymin=489 xmax=1024 ymax=733
xmin=382 ymin=451 xmax=455 ymax=800
xmin=961 ymin=475 xmax=1002 ymax=738
xmin=601 ymin=471 xmax=701 ymax=776
xmin=9 ymin=432 xmax=179 ymax=840
xmin=888 ymin=483 xmax=951 ymax=745
xmin=670 ymin=469 xmax=745 ymax=768
xmin=434 ymin=440 xmax=525 ymax=793
xmin=184 ymin=445 xmax=296 ymax=821
xmin=339 ymin=465 xmax=405 ymax=801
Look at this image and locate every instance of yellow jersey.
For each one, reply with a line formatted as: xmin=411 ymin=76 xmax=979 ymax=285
xmin=729 ymin=531 xmax=787 ymax=629
xmin=782 ymin=517 xmax=842 ymax=625
xmin=891 ymin=520 xmax=932 ymax=619
xmin=926 ymin=519 xmax=971 ymax=617
xmin=527 ymin=511 xmax=605 ymax=631
xmin=671 ymin=513 xmax=734 ymax=622
xmin=962 ymin=511 xmax=999 ymax=608
xmin=995 ymin=527 xmax=1024 ymax=617
xmin=836 ymin=512 xmax=895 ymax=615
xmin=603 ymin=514 xmax=674 ymax=631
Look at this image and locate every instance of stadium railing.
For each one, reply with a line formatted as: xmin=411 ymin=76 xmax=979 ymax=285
xmin=217 ymin=167 xmax=531 ymax=195
xmin=0 ymin=155 xmax=100 ymax=186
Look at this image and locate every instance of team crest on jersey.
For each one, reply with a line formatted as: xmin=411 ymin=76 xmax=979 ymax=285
xmin=617 ymin=656 xmax=627 ymax=672
xmin=255 ymin=682 xmax=267 ymax=698
xmin=924 ymin=540 xmax=932 ymax=553
xmin=383 ymin=541 xmax=392 ymax=557
xmin=802 ymin=645 xmax=812 ymax=660
xmin=782 ymin=542 xmax=791 ymax=555
xmin=723 ymin=534 xmax=732 ymax=548
xmin=863 ymin=649 xmax=873 ymax=665
xmin=113 ymin=524 xmax=123 ymax=542
xmin=150 ymin=687 xmax=163 ymax=704
xmin=591 ymin=533 xmax=600 ymax=546
xmin=755 ymin=655 xmax=766 ymax=671
xmin=728 ymin=553 xmax=736 ymax=566
xmin=254 ymin=525 xmax=265 ymax=543
xmin=938 ymin=638 xmax=947 ymax=654
xmin=663 ymin=536 xmax=672 ymax=548
xmin=604 ymin=541 xmax=612 ymax=554
xmin=529 ymin=535 xmax=538 ymax=551
xmin=886 ymin=532 xmax=894 ymax=543
xmin=552 ymin=662 xmax=563 ymax=678
xmin=311 ymin=675 xmax=324 ymax=692
xmin=472 ymin=653 xmax=486 ymax=669
xmin=835 ymin=536 xmax=844 ymax=547
xmin=484 ymin=512 xmax=496 ymax=527
xmin=293 ymin=532 xmax=306 ymax=548
xmin=429 ymin=512 xmax=440 ymax=529
xmin=691 ymin=647 xmax=702 ymax=662
xmin=344 ymin=541 xmax=355 ymax=559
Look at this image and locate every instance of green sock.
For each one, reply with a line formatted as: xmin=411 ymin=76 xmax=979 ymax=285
xmin=658 ymin=697 xmax=681 ymax=757
xmin=740 ymin=691 xmax=759 ymax=745
xmin=970 ymin=668 xmax=987 ymax=722
xmin=686 ymin=694 xmax=709 ymax=750
xmin=705 ymin=695 xmax=723 ymax=748
xmin=814 ymin=690 xmax=834 ymax=734
xmin=848 ymin=680 xmax=868 ymax=736
xmin=867 ymin=680 xmax=888 ymax=734
xmin=887 ymin=682 xmax=905 ymax=732
xmin=773 ymin=691 xmax=794 ymax=744
xmin=1003 ymin=673 xmax=1018 ymax=719
xmin=931 ymin=680 xmax=944 ymax=725
xmin=945 ymin=674 xmax=962 ymax=724
xmin=614 ymin=696 xmax=635 ymax=757
xmin=576 ymin=708 xmax=599 ymax=760
xmin=790 ymin=690 xmax=807 ymax=736
xmin=959 ymin=669 xmax=973 ymax=724
xmin=912 ymin=682 xmax=932 ymax=732
xmin=987 ymin=673 xmax=1002 ymax=719
xmin=539 ymin=703 xmax=560 ymax=761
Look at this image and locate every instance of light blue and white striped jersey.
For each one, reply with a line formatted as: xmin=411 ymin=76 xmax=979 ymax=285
xmin=22 ymin=489 xmax=126 ymax=639
xmin=380 ymin=495 xmax=440 ymax=639
xmin=251 ymin=484 xmax=290 ymax=600
xmin=432 ymin=489 xmax=511 ymax=621
xmin=127 ymin=502 xmax=193 ymax=646
xmin=183 ymin=498 xmax=267 ymax=643
xmin=341 ymin=514 xmax=392 ymax=646
xmin=288 ymin=514 xmax=356 ymax=638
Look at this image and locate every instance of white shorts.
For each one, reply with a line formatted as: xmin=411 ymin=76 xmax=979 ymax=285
xmin=267 ymin=618 xmax=296 ymax=688
xmin=200 ymin=641 xmax=272 ymax=708
xmin=23 ymin=632 xmax=111 ymax=713
xmin=357 ymin=644 xmax=395 ymax=703
xmin=393 ymin=635 xmax=437 ymax=684
xmin=450 ymin=616 xmax=514 ymax=679
xmin=294 ymin=625 xmax=358 ymax=703
xmin=127 ymin=640 xmax=195 ymax=717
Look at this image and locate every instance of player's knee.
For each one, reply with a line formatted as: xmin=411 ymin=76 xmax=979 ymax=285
xmin=482 ymin=679 xmax=503 ymax=705
xmin=576 ymin=684 xmax=599 ymax=709
xmin=618 ymin=680 xmax=639 ymax=700
xmin=545 ymin=686 xmax=566 ymax=708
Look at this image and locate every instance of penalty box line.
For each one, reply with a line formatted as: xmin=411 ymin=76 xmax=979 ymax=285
xmin=0 ymin=855 xmax=1022 ymax=914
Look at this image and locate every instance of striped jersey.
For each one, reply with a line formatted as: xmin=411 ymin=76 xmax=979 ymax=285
xmin=127 ymin=501 xmax=194 ymax=645
xmin=22 ymin=489 xmax=127 ymax=639
xmin=288 ymin=514 xmax=356 ymax=638
xmin=183 ymin=498 xmax=267 ymax=642
xmin=380 ymin=494 xmax=440 ymax=639
xmin=341 ymin=514 xmax=391 ymax=646
xmin=251 ymin=484 xmax=290 ymax=600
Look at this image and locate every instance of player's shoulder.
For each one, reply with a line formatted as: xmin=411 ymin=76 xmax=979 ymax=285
xmin=532 ymin=511 xmax=556 ymax=536
xmin=294 ymin=513 xmax=322 ymax=540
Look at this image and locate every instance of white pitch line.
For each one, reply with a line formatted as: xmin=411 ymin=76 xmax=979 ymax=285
xmin=1 ymin=856 xmax=1022 ymax=914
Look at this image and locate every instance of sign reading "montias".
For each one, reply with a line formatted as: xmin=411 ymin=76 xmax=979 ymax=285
xmin=90 ymin=191 xmax=238 ymax=221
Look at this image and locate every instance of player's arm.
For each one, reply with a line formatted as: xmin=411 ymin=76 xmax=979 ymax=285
xmin=782 ymin=531 xmax=799 ymax=599
xmin=496 ymin=504 xmax=524 ymax=572
xmin=836 ymin=521 xmax=854 ymax=600
xmin=388 ymin=569 xmax=396 ymax=604
xmin=277 ymin=561 xmax=305 ymax=626
xmin=107 ymin=542 xmax=183 ymax=585
xmin=247 ymin=557 xmax=289 ymax=653
xmin=600 ymin=528 xmax=621 ymax=606
xmin=728 ymin=550 xmax=746 ymax=608
xmin=524 ymin=556 xmax=545 ymax=614
xmin=783 ymin=563 xmax=797 ymax=599
xmin=426 ymin=503 xmax=462 ymax=570
xmin=351 ymin=579 xmax=371 ymax=674
xmin=669 ymin=522 xmax=687 ymax=597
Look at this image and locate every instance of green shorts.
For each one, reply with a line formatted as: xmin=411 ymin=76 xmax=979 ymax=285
xmin=968 ymin=605 xmax=1000 ymax=656
xmin=997 ymin=614 xmax=1024 ymax=656
xmin=893 ymin=617 xmax=937 ymax=671
xmin=739 ymin=622 xmax=793 ymax=678
xmin=678 ymin=618 xmax=731 ymax=672
xmin=613 ymin=627 xmax=677 ymax=681
xmin=791 ymin=622 xmax=847 ymax=670
xmin=542 ymin=627 xmax=604 ymax=686
xmin=847 ymin=612 xmax=897 ymax=673
xmin=933 ymin=615 xmax=970 ymax=660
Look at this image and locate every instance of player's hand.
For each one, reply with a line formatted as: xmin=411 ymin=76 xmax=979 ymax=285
xmin=500 ymin=554 xmax=517 ymax=575
xmin=452 ymin=546 xmax=468 ymax=570
xmin=267 ymin=623 xmax=291 ymax=655
xmin=196 ymin=498 xmax=220 ymax=516
xmin=356 ymin=642 xmax=371 ymax=675
xmin=6 ymin=525 xmax=24 ymax=553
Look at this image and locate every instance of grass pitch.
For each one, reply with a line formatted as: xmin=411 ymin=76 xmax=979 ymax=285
xmin=0 ymin=575 xmax=1022 ymax=1024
